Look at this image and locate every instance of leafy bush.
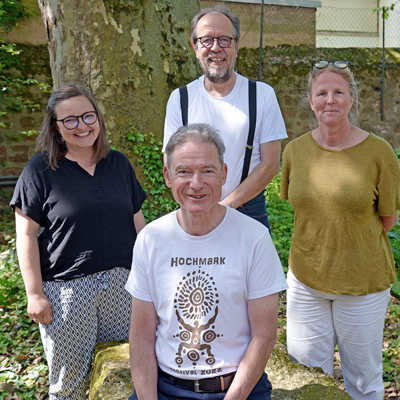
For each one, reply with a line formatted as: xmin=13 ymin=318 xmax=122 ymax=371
xmin=388 ymin=147 xmax=400 ymax=298
xmin=0 ymin=189 xmax=48 ymax=398
xmin=266 ymin=172 xmax=293 ymax=273
xmin=127 ymin=127 xmax=178 ymax=222
xmin=0 ymin=0 xmax=29 ymax=32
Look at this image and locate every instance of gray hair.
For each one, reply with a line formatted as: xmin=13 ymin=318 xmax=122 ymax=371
xmin=308 ymin=64 xmax=359 ymax=124
xmin=165 ymin=123 xmax=225 ymax=170
xmin=190 ymin=6 xmax=240 ymax=44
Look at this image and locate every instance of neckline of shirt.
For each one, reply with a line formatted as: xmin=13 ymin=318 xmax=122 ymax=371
xmin=172 ymin=206 xmax=230 ymax=241
xmin=200 ymin=72 xmax=243 ymax=102
xmin=309 ymin=131 xmax=371 ymax=153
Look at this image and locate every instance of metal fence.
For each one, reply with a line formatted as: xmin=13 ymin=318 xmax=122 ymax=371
xmin=316 ymin=5 xmax=400 ymax=49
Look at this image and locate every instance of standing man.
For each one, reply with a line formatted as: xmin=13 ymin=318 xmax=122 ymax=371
xmin=126 ymin=124 xmax=287 ymax=400
xmin=163 ymin=7 xmax=287 ymax=228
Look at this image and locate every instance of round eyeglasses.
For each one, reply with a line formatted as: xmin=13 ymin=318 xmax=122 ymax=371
xmin=312 ymin=60 xmax=350 ymax=70
xmin=56 ymin=111 xmax=98 ymax=130
xmin=195 ymin=36 xmax=234 ymax=49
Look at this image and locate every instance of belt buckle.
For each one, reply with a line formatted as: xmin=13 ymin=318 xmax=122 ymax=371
xmin=194 ymin=380 xmax=205 ymax=393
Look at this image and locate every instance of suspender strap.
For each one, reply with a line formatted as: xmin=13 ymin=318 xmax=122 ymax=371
xmin=179 ymin=85 xmax=188 ymax=126
xmin=240 ymin=79 xmax=257 ymax=183
xmin=179 ymin=80 xmax=256 ymax=182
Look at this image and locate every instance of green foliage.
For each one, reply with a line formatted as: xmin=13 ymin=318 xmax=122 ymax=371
xmin=266 ymin=172 xmax=293 ymax=273
xmin=383 ymin=300 xmax=400 ymax=388
xmin=0 ymin=0 xmax=29 ymax=32
xmin=0 ymin=189 xmax=48 ymax=398
xmin=388 ymin=147 xmax=400 ymax=298
xmin=127 ymin=127 xmax=178 ymax=222
xmin=375 ymin=1 xmax=399 ymax=20
xmin=0 ymin=41 xmax=51 ymax=140
xmin=0 ymin=244 xmax=48 ymax=398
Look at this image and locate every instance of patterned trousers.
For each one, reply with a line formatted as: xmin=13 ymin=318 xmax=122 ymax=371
xmin=39 ymin=267 xmax=131 ymax=400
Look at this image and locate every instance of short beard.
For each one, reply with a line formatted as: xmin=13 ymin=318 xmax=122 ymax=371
xmin=199 ymin=59 xmax=235 ymax=84
xmin=205 ymin=68 xmax=232 ymax=83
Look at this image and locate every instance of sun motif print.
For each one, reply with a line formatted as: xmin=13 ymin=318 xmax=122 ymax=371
xmin=173 ymin=268 xmax=222 ymax=367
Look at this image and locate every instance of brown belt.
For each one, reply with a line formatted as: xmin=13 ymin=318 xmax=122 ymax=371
xmin=158 ymin=368 xmax=236 ymax=393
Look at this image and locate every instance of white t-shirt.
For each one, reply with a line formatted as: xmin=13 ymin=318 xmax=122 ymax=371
xmin=125 ymin=207 xmax=287 ymax=379
xmin=163 ymin=73 xmax=288 ymax=199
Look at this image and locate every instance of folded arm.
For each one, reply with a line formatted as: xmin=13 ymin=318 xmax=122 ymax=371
xmin=380 ymin=212 xmax=398 ymax=232
xmin=221 ymin=141 xmax=281 ymax=209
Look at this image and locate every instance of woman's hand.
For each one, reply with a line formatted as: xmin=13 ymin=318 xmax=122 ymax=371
xmin=27 ymin=293 xmax=53 ymax=324
xmin=380 ymin=212 xmax=398 ymax=232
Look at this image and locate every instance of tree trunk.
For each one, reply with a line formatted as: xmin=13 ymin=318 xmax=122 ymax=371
xmin=38 ymin=0 xmax=200 ymax=147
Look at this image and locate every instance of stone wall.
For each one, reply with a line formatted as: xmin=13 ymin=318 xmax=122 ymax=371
xmin=1 ymin=45 xmax=399 ymax=177
xmin=237 ymin=46 xmax=400 ymax=149
xmin=200 ymin=1 xmax=316 ymax=47
xmin=0 ymin=44 xmax=52 ymax=176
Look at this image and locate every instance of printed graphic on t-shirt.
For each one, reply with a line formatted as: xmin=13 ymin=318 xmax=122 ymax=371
xmin=173 ymin=268 xmax=222 ymax=367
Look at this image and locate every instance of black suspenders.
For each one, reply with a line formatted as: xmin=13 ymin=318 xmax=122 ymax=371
xmin=179 ymin=85 xmax=188 ymax=126
xmin=179 ymin=79 xmax=257 ymax=182
xmin=240 ymin=80 xmax=256 ymax=183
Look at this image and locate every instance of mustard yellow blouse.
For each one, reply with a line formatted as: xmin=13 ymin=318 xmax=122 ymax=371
xmin=281 ymin=132 xmax=400 ymax=295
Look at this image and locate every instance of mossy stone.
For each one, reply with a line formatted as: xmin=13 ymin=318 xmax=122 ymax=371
xmin=90 ymin=342 xmax=351 ymax=399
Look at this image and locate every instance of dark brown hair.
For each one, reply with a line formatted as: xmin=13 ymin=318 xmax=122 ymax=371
xmin=36 ymin=84 xmax=109 ymax=169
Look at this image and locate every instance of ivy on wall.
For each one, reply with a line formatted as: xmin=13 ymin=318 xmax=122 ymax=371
xmin=126 ymin=127 xmax=178 ymax=222
xmin=0 ymin=0 xmax=29 ymax=32
xmin=0 ymin=1 xmax=51 ymax=153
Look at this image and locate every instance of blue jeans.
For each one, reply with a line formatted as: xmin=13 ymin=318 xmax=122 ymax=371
xmin=237 ymin=191 xmax=270 ymax=230
xmin=129 ymin=371 xmax=272 ymax=400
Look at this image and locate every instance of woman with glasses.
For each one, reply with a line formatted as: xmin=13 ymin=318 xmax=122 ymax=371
xmin=10 ymin=84 xmax=146 ymax=399
xmin=281 ymin=60 xmax=400 ymax=399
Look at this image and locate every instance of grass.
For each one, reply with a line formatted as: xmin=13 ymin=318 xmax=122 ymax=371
xmin=0 ymin=173 xmax=399 ymax=399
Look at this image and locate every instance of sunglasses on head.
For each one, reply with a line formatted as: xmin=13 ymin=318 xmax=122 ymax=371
xmin=312 ymin=60 xmax=350 ymax=70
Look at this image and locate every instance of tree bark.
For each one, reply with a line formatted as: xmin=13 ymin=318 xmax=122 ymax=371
xmin=38 ymin=0 xmax=200 ymax=147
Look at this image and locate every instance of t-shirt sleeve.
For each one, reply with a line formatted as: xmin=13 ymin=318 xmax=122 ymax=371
xmin=280 ymin=145 xmax=291 ymax=201
xmin=247 ymin=232 xmax=287 ymax=299
xmin=125 ymin=230 xmax=152 ymax=301
xmin=163 ymin=88 xmax=182 ymax=152
xmin=258 ymin=83 xmax=288 ymax=144
xmin=9 ymin=161 xmax=45 ymax=225
xmin=376 ymin=143 xmax=400 ymax=215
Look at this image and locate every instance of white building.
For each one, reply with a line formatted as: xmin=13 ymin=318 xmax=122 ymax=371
xmin=316 ymin=0 xmax=400 ymax=48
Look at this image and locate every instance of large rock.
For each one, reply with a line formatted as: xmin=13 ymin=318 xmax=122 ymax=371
xmin=89 ymin=342 xmax=133 ymax=400
xmin=89 ymin=342 xmax=351 ymax=400
xmin=267 ymin=344 xmax=351 ymax=399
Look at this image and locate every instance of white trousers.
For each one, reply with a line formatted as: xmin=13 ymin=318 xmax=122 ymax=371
xmin=287 ymin=270 xmax=390 ymax=400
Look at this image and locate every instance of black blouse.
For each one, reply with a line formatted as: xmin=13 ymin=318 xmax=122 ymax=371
xmin=10 ymin=150 xmax=146 ymax=281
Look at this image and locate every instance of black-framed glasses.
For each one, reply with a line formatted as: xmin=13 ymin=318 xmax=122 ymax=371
xmin=194 ymin=36 xmax=234 ymax=49
xmin=312 ymin=60 xmax=350 ymax=70
xmin=56 ymin=111 xmax=98 ymax=130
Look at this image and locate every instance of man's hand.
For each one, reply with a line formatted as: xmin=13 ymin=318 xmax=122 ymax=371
xmin=221 ymin=141 xmax=281 ymax=209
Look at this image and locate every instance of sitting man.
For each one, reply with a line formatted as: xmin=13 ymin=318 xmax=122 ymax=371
xmin=125 ymin=123 xmax=287 ymax=400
